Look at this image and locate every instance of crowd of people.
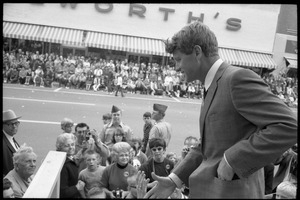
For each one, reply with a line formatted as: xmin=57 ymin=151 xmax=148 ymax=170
xmin=3 ymin=21 xmax=298 ymax=199
xmin=3 ymin=103 xmax=297 ymax=198
xmin=3 ymin=48 xmax=298 ymax=107
xmin=3 ymin=104 xmax=197 ymax=198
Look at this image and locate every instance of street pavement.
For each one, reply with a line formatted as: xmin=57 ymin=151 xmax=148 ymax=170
xmin=3 ymin=83 xmax=297 ymax=171
xmin=3 ymin=83 xmax=201 ymax=170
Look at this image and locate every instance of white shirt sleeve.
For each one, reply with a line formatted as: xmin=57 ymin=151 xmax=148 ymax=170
xmin=168 ymin=173 xmax=183 ymax=188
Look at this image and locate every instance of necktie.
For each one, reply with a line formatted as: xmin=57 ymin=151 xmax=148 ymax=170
xmin=203 ymin=88 xmax=207 ymax=99
xmin=13 ymin=138 xmax=19 ymax=149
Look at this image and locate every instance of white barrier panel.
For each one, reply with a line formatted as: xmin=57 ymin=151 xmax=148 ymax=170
xmin=23 ymin=151 xmax=66 ymax=198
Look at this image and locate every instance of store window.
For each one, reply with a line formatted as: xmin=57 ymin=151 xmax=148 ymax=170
xmin=27 ymin=40 xmax=43 ymax=54
xmin=3 ymin=38 xmax=10 ymax=52
xmin=128 ymin=54 xmax=139 ymax=64
xmin=140 ymin=56 xmax=150 ymax=66
xmin=50 ymin=43 xmax=61 ymax=55
xmin=75 ymin=49 xmax=86 ymax=57
xmin=152 ymin=55 xmax=163 ymax=66
xmin=87 ymin=47 xmax=107 ymax=59
xmin=11 ymin=38 xmax=19 ymax=51
xmin=111 ymin=50 xmax=127 ymax=61
xmin=62 ymin=47 xmax=73 ymax=58
xmin=44 ymin=42 xmax=50 ymax=54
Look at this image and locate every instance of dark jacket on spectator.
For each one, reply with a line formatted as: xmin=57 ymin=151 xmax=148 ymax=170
xmin=60 ymin=157 xmax=81 ymax=198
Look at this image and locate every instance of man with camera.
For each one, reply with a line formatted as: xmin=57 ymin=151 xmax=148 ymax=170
xmin=74 ymin=122 xmax=110 ymax=171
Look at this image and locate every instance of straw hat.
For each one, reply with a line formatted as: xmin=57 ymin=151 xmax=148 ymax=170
xmin=3 ymin=110 xmax=21 ymax=123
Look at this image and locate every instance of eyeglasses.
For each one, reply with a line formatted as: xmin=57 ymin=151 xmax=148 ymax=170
xmin=151 ymin=147 xmax=164 ymax=152
xmin=112 ymin=113 xmax=121 ymax=117
xmin=5 ymin=121 xmax=20 ymax=127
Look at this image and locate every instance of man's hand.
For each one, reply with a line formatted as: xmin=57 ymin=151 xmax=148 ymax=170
xmin=144 ymin=172 xmax=176 ymax=199
xmin=217 ymin=156 xmax=235 ymax=181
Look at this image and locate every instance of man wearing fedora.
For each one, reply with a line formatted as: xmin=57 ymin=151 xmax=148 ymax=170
xmin=3 ymin=109 xmax=22 ymax=175
xmin=145 ymin=103 xmax=172 ymax=158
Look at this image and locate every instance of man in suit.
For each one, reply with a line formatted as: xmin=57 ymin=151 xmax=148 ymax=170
xmin=3 ymin=109 xmax=22 ymax=176
xmin=143 ymin=21 xmax=297 ymax=198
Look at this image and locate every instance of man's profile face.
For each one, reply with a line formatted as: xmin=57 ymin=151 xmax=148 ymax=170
xmin=173 ymin=49 xmax=200 ymax=83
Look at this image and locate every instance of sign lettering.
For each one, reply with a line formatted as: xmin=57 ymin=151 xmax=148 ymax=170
xmin=59 ymin=3 xmax=242 ymax=31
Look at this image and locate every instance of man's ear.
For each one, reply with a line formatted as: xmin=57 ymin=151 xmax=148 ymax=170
xmin=194 ymin=45 xmax=202 ymax=57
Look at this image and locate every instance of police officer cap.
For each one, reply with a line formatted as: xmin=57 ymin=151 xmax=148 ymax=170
xmin=153 ymin=103 xmax=168 ymax=113
xmin=111 ymin=105 xmax=121 ymax=113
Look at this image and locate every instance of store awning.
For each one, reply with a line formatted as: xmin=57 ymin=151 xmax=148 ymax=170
xmin=85 ymin=31 xmax=170 ymax=57
xmin=3 ymin=21 xmax=40 ymax=41
xmin=38 ymin=26 xmax=84 ymax=46
xmin=284 ymin=57 xmax=297 ymax=69
xmin=219 ymin=48 xmax=277 ymax=69
xmin=126 ymin=36 xmax=169 ymax=56
xmin=85 ymin=32 xmax=127 ymax=51
xmin=3 ymin=21 xmax=84 ymax=46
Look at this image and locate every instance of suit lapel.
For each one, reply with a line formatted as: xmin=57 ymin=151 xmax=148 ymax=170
xmin=3 ymin=132 xmax=16 ymax=153
xmin=200 ymin=63 xmax=229 ymax=147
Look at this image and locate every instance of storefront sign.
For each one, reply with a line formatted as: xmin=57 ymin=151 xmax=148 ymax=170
xmin=61 ymin=3 xmax=242 ymax=31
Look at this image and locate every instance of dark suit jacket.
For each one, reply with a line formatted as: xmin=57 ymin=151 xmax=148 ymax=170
xmin=3 ymin=132 xmax=19 ymax=176
xmin=173 ymin=63 xmax=297 ymax=198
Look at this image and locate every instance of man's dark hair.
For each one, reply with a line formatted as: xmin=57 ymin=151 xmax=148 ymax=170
xmin=75 ymin=122 xmax=89 ymax=132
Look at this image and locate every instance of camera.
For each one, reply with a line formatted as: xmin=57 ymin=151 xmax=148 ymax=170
xmin=85 ymin=131 xmax=91 ymax=141
xmin=183 ymin=147 xmax=190 ymax=152
xmin=113 ymin=189 xmax=123 ymax=199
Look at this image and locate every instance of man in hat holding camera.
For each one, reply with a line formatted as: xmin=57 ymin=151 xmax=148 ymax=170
xmin=145 ymin=103 xmax=172 ymax=158
xmin=3 ymin=109 xmax=22 ymax=175
xmin=99 ymin=105 xmax=133 ymax=146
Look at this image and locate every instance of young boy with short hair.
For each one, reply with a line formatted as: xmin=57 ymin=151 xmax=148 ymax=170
xmin=78 ymin=149 xmax=106 ymax=198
